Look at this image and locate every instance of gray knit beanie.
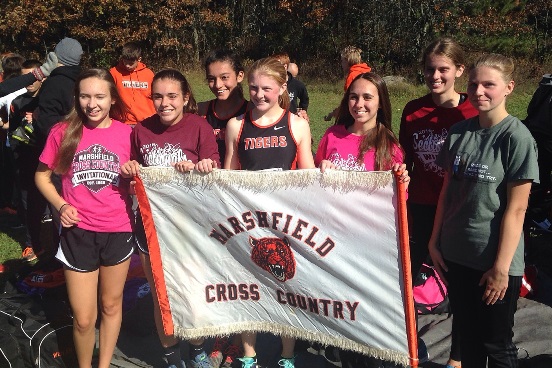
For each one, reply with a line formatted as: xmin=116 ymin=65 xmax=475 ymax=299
xmin=54 ymin=37 xmax=83 ymax=66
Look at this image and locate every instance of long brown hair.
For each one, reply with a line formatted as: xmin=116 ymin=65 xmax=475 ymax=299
xmin=421 ymin=37 xmax=466 ymax=70
xmin=152 ymin=69 xmax=198 ymax=114
xmin=335 ymin=72 xmax=402 ymax=170
xmin=55 ymin=68 xmax=128 ymax=174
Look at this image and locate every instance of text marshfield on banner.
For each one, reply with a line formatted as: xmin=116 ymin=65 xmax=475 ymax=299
xmin=135 ymin=168 xmax=417 ymax=367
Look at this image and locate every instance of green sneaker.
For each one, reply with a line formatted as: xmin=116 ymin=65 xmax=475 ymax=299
xmin=238 ymin=356 xmax=257 ymax=368
xmin=278 ymin=357 xmax=295 ymax=368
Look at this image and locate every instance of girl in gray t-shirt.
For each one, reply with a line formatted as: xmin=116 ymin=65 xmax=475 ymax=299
xmin=428 ymin=54 xmax=538 ymax=368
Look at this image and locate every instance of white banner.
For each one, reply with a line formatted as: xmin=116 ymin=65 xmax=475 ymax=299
xmin=135 ymin=168 xmax=414 ymax=367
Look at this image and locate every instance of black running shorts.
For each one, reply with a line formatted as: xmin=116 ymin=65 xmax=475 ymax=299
xmin=57 ymin=226 xmax=134 ymax=272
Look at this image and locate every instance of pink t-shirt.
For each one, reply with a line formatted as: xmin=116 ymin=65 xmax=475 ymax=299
xmin=315 ymin=124 xmax=404 ymax=171
xmin=40 ymin=120 xmax=133 ymax=232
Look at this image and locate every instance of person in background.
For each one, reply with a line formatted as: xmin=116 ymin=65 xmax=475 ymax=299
xmin=522 ymin=74 xmax=552 ymax=231
xmin=0 ymin=53 xmax=26 ymax=217
xmin=0 ymin=52 xmax=57 ymax=98
xmin=271 ymin=52 xmax=309 ymax=121
xmin=110 ymin=41 xmax=156 ymax=126
xmin=27 ymin=37 xmax=83 ymax=262
xmin=429 ymin=53 xmax=538 ymax=368
xmin=8 ymin=59 xmax=44 ymax=261
xmin=324 ymin=45 xmax=372 ymax=121
xmin=288 ymin=62 xmax=298 ymax=78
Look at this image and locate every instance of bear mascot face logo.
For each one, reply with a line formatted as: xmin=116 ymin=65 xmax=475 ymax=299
xmin=249 ymin=236 xmax=296 ymax=282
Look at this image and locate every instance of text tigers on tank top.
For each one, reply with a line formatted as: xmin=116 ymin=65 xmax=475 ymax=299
xmin=205 ymin=99 xmax=249 ymax=164
xmin=237 ymin=110 xmax=298 ymax=171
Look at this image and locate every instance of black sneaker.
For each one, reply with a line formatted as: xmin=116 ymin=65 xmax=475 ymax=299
xmin=24 ymin=122 xmax=34 ymax=134
xmin=41 ymin=214 xmax=53 ymax=223
xmin=306 ymin=342 xmax=322 ymax=355
xmin=12 ymin=126 xmax=30 ymax=144
xmin=320 ymin=346 xmax=342 ymax=367
xmin=418 ymin=338 xmax=429 ymax=364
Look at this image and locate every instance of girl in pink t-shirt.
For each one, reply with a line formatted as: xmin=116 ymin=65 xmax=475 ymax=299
xmin=316 ymin=72 xmax=408 ymax=176
xmin=35 ymin=68 xmax=133 ymax=368
xmin=314 ymin=72 xmax=409 ymax=367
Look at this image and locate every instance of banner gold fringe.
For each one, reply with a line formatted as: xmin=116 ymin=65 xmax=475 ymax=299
xmin=139 ymin=167 xmax=393 ymax=194
xmin=174 ymin=322 xmax=409 ymax=367
xmin=140 ymin=166 xmax=407 ymax=366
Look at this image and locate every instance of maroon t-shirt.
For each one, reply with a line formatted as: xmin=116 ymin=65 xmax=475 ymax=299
xmin=399 ymin=93 xmax=478 ymax=205
xmin=131 ymin=113 xmax=220 ymax=167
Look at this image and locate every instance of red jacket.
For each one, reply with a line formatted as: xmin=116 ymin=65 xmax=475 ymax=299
xmin=110 ymin=61 xmax=155 ymax=125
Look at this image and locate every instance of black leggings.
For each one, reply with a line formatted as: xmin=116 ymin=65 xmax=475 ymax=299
xmin=445 ymin=261 xmax=521 ymax=368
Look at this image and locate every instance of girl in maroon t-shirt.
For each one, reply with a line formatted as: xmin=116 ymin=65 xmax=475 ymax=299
xmin=121 ymin=69 xmax=219 ymax=368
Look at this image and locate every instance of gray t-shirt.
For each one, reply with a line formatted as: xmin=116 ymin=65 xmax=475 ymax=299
xmin=435 ymin=115 xmax=539 ymax=276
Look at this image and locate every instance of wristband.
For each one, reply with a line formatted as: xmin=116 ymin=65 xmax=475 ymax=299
xmin=31 ymin=67 xmax=46 ymax=82
xmin=58 ymin=203 xmax=70 ymax=213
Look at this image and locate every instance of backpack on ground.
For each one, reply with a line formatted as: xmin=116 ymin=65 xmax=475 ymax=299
xmin=412 ymin=263 xmax=449 ymax=315
xmin=0 ymin=292 xmax=77 ymax=368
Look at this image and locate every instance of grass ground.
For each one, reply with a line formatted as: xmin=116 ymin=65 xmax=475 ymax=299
xmin=0 ymin=71 xmax=537 ymax=270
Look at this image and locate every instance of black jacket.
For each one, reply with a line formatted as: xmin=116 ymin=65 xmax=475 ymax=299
xmin=524 ymin=74 xmax=552 ymax=138
xmin=286 ymin=72 xmax=309 ymax=114
xmin=0 ymin=73 xmax=36 ymax=98
xmin=33 ymin=65 xmax=81 ymax=147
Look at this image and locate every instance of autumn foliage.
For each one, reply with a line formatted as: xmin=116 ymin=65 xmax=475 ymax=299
xmin=0 ymin=0 xmax=550 ymax=78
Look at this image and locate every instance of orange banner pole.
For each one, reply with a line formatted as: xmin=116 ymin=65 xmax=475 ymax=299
xmin=134 ymin=175 xmax=175 ymax=336
xmin=395 ymin=172 xmax=418 ymax=367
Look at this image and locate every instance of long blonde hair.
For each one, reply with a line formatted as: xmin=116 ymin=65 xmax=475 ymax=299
xmin=247 ymin=57 xmax=290 ymax=110
xmin=469 ymin=53 xmax=515 ymax=82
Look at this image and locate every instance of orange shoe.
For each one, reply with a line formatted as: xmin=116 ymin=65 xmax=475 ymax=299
xmin=22 ymin=246 xmax=37 ymax=262
xmin=222 ymin=342 xmax=243 ymax=367
xmin=209 ymin=337 xmax=228 ymax=367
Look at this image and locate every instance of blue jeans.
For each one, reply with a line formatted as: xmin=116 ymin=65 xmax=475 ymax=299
xmin=445 ymin=261 xmax=521 ymax=368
